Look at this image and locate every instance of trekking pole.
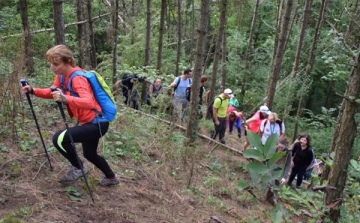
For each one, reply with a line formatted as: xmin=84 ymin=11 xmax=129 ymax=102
xmin=50 ymin=87 xmax=94 ymax=203
xmin=19 ymin=79 xmax=53 ymax=171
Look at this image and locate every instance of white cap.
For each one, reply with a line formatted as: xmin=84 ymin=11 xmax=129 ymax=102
xmin=224 ymin=88 xmax=234 ymax=98
xmin=259 ymin=105 xmax=270 ymax=114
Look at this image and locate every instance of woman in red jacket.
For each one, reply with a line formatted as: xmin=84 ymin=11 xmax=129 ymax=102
xmin=22 ymin=45 xmax=118 ymax=186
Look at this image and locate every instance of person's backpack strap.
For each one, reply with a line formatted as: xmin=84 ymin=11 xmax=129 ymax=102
xmin=173 ymin=76 xmax=181 ymax=92
xmin=66 ymin=70 xmax=117 ymax=123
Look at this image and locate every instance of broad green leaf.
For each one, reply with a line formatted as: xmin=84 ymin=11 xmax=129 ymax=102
xmin=243 ymin=148 xmax=265 ymax=161
xmin=273 ymin=169 xmax=283 ymax=179
xmin=247 ymin=161 xmax=268 ymax=174
xmin=249 ymin=170 xmax=261 ymax=190
xmin=68 ymin=194 xmax=83 ymax=201
xmin=268 ymin=151 xmax=286 ymax=168
xmin=247 ymin=131 xmax=264 ymax=153
xmin=237 ymin=179 xmax=250 ymax=190
xmin=350 ymin=159 xmax=359 ymax=169
xmin=264 ymin=133 xmax=278 ymax=159
xmin=270 ymin=208 xmax=283 ymax=223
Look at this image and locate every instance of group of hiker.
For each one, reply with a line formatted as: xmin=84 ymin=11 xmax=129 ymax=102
xmin=20 ymin=44 xmax=320 ymax=193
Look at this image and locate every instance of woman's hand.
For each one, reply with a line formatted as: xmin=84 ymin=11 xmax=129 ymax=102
xmin=280 ymin=178 xmax=286 ymax=184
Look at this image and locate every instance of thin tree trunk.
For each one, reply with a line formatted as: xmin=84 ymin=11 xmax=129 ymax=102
xmin=87 ymin=0 xmax=97 ymax=68
xmin=325 ymin=52 xmax=360 ymax=222
xmin=291 ymin=0 xmax=327 ymax=141
xmin=76 ymin=0 xmax=85 ymax=68
xmin=221 ymin=32 xmax=227 ymax=89
xmin=186 ymin=0 xmax=210 ymax=154
xmin=175 ymin=0 xmax=182 ymax=76
xmin=266 ymin=0 xmax=293 ymax=109
xmin=207 ymin=0 xmax=227 ymax=119
xmin=141 ymin=0 xmax=152 ymax=105
xmin=202 ymin=35 xmax=215 ymax=74
xmin=19 ymin=0 xmax=34 ymax=75
xmin=283 ymin=0 xmax=313 ymax=118
xmin=131 ymin=0 xmax=135 ymax=45
xmin=52 ymin=0 xmax=65 ymax=44
xmin=241 ymin=0 xmax=260 ymax=101
xmin=156 ymin=0 xmax=167 ymax=71
xmin=189 ymin=0 xmax=195 ymax=67
xmin=111 ymin=0 xmax=119 ymax=87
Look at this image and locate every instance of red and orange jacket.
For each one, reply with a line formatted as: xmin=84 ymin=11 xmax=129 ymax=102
xmin=33 ymin=67 xmax=101 ymax=125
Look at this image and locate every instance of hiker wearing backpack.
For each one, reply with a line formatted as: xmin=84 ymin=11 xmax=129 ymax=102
xmin=286 ymin=133 xmax=315 ymax=188
xmin=147 ymin=77 xmax=162 ymax=105
xmin=170 ymin=68 xmax=192 ymax=122
xmin=210 ymin=88 xmax=233 ymax=144
xmin=259 ymin=112 xmax=285 ymax=145
xmin=21 ymin=45 xmax=119 ymax=186
xmin=227 ymin=106 xmax=243 ymax=138
xmin=114 ymin=73 xmax=149 ymax=110
xmin=243 ymin=105 xmax=270 ymax=150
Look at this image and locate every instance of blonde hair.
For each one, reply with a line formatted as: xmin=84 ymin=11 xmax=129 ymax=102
xmin=268 ymin=112 xmax=278 ymax=120
xmin=45 ymin=45 xmax=76 ymax=67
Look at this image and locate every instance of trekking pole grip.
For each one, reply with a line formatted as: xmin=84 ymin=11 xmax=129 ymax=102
xmin=51 ymin=87 xmax=66 ymax=117
xmin=19 ymin=78 xmax=28 ymax=87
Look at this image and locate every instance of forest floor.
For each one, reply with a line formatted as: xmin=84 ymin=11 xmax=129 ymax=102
xmin=1 ymin=106 xmax=280 ymax=223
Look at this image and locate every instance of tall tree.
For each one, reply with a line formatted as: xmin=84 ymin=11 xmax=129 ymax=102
xmin=52 ymin=0 xmax=65 ymax=44
xmin=283 ymin=0 xmax=313 ymax=118
xmin=266 ymin=0 xmax=294 ymax=109
xmin=207 ymin=0 xmax=227 ymax=119
xmin=156 ymin=0 xmax=167 ymax=71
xmin=76 ymin=0 xmax=91 ymax=69
xmin=87 ymin=0 xmax=97 ymax=68
xmin=220 ymin=32 xmax=227 ymax=89
xmin=241 ymin=0 xmax=260 ymax=101
xmin=324 ymin=52 xmax=360 ymax=222
xmin=175 ymin=0 xmax=182 ymax=76
xmin=186 ymin=0 xmax=210 ymax=145
xmin=111 ymin=0 xmax=119 ymax=87
xmin=141 ymin=0 xmax=152 ymax=104
xmin=19 ymin=0 xmax=34 ymax=75
xmin=292 ymin=0 xmax=327 ymax=141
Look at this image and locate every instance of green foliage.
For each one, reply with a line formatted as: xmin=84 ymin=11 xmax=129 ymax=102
xmin=242 ymin=132 xmax=282 ymax=191
xmin=65 ymin=186 xmax=83 ymax=202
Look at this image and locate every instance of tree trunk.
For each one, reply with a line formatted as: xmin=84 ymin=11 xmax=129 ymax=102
xmin=325 ymin=53 xmax=360 ymax=222
xmin=156 ymin=0 xmax=167 ymax=71
xmin=202 ymin=35 xmax=215 ymax=74
xmin=87 ymin=0 xmax=97 ymax=68
xmin=186 ymin=0 xmax=210 ymax=143
xmin=207 ymin=0 xmax=227 ymax=119
xmin=221 ymin=32 xmax=227 ymax=90
xmin=283 ymin=0 xmax=313 ymax=117
xmin=141 ymin=0 xmax=152 ymax=105
xmin=76 ymin=0 xmax=85 ymax=68
xmin=19 ymin=0 xmax=34 ymax=75
xmin=175 ymin=0 xmax=182 ymax=76
xmin=241 ymin=0 xmax=260 ymax=101
xmin=111 ymin=0 xmax=119 ymax=87
xmin=131 ymin=0 xmax=136 ymax=45
xmin=266 ymin=0 xmax=293 ymax=109
xmin=291 ymin=0 xmax=327 ymax=142
xmin=52 ymin=0 xmax=65 ymax=44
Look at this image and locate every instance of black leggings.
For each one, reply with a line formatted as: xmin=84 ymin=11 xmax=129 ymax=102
xmin=287 ymin=164 xmax=307 ymax=187
xmin=52 ymin=122 xmax=115 ymax=178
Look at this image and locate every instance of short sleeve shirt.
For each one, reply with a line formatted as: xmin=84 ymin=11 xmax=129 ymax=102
xmin=213 ymin=95 xmax=228 ymax=118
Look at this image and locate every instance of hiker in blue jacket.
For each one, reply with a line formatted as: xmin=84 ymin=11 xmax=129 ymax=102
xmin=170 ymin=68 xmax=192 ymax=122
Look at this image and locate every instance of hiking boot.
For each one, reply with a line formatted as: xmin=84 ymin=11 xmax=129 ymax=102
xmin=59 ymin=164 xmax=89 ymax=184
xmin=100 ymin=174 xmax=119 ymax=186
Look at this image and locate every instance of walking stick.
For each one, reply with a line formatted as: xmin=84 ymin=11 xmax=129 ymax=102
xmin=19 ymin=79 xmax=53 ymax=171
xmin=50 ymin=87 xmax=94 ymax=203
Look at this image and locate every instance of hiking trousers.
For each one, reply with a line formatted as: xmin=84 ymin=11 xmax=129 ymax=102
xmin=211 ymin=117 xmax=227 ymax=144
xmin=287 ymin=164 xmax=307 ymax=187
xmin=52 ymin=122 xmax=115 ymax=178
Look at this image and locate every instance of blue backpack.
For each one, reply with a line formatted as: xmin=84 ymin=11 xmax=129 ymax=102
xmin=60 ymin=70 xmax=117 ymax=123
